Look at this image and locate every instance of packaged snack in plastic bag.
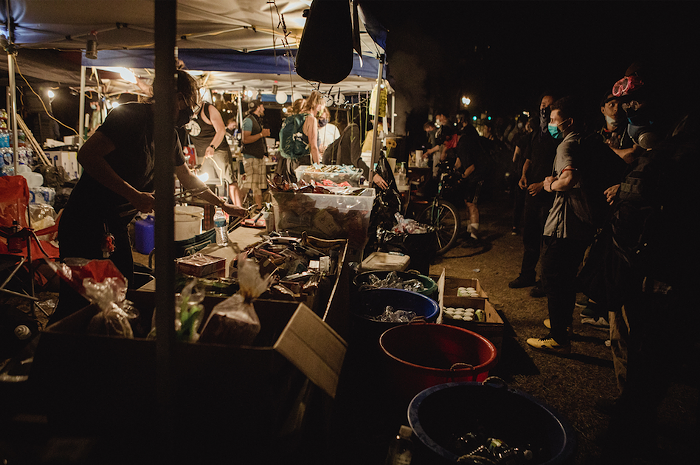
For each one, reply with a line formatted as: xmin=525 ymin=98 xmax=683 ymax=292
xmin=48 ymin=258 xmax=138 ymax=338
xmin=198 ymin=259 xmax=272 ymax=346
xmin=147 ymin=278 xmax=205 ymax=342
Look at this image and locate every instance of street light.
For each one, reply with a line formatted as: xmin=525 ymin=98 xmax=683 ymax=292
xmin=462 ymin=96 xmax=471 ymax=106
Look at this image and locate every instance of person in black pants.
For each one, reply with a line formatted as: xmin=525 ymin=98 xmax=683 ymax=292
xmin=509 ymin=92 xmax=560 ymax=295
xmin=527 ymin=96 xmax=596 ymax=353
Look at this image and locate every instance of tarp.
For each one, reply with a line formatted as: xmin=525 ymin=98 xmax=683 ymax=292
xmin=1 ymin=0 xmax=385 ymax=94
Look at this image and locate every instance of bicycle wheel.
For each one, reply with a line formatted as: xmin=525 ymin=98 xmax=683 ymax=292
xmin=418 ymin=200 xmax=461 ymax=255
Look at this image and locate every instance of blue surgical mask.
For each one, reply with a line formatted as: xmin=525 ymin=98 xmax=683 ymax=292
xmin=548 ymin=123 xmax=564 ymax=140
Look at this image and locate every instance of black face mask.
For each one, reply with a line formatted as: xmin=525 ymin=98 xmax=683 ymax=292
xmin=176 ymin=108 xmax=193 ymax=127
xmin=539 ymin=107 xmax=551 ymax=132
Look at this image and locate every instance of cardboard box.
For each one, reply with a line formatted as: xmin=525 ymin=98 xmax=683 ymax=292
xmin=433 ymin=275 xmax=489 ymax=300
xmin=47 ymin=150 xmax=79 ymax=180
xmin=176 ymin=253 xmax=226 ymax=278
xmin=435 ymin=270 xmax=502 ymax=354
xmin=361 ymin=251 xmax=410 ymax=272
xmin=440 ymin=296 xmax=504 ymax=354
xmin=32 ymin=292 xmax=347 ymax=451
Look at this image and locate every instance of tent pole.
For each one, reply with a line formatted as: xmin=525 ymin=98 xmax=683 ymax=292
xmin=391 ymin=92 xmax=395 ymax=135
xmin=78 ymin=65 xmax=86 ymax=147
xmin=369 ymin=54 xmax=385 ymax=183
xmin=153 ymin=0 xmax=177 ymax=462
xmin=7 ymin=55 xmax=18 ymax=174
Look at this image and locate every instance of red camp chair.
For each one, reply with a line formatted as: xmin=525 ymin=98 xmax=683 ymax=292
xmin=0 ymin=176 xmax=60 ymax=315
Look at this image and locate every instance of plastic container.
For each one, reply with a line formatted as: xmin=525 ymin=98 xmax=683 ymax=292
xmin=351 ymin=289 xmax=440 ymax=354
xmin=353 ymin=271 xmax=438 ymax=298
xmin=379 ymin=323 xmax=497 ymax=404
xmin=213 ymin=207 xmax=228 ymax=246
xmin=272 ymin=187 xmax=374 ymax=247
xmin=408 ymin=381 xmax=576 ymax=464
xmin=174 ymin=205 xmax=204 ymax=241
xmin=134 ymin=215 xmax=155 ymax=255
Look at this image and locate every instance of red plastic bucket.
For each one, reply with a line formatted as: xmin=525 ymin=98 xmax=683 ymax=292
xmin=379 ymin=323 xmax=497 ymax=404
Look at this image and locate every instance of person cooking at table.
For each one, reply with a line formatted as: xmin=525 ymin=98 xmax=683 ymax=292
xmin=186 ymin=96 xmax=241 ymax=205
xmin=51 ymin=70 xmax=246 ymax=324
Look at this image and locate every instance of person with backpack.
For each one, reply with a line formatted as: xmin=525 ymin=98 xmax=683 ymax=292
xmin=278 ymin=91 xmax=324 ymax=182
xmin=526 ymin=96 xmax=596 ymax=354
xmin=241 ymin=100 xmax=270 ymax=212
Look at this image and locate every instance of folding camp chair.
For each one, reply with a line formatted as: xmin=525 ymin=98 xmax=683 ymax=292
xmin=0 ymin=176 xmax=60 ymax=316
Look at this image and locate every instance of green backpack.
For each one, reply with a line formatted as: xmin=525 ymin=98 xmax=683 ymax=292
xmin=279 ymin=113 xmax=309 ymax=160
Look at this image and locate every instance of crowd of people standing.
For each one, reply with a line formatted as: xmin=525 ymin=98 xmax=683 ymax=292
xmin=418 ymin=60 xmax=698 ymax=458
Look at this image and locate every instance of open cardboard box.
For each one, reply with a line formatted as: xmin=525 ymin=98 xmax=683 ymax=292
xmin=435 ymin=269 xmax=503 ymax=354
xmin=32 ymin=291 xmax=347 ymax=453
xmin=432 ymin=274 xmax=488 ymax=300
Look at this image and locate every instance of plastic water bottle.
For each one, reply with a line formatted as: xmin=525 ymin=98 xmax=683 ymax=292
xmin=385 ymin=425 xmax=414 ymax=465
xmin=213 ymin=207 xmax=228 ymax=246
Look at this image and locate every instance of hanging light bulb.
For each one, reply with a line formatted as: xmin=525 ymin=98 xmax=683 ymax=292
xmin=119 ymin=68 xmax=137 ymax=84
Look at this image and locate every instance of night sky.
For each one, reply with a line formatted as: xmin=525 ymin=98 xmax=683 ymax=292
xmin=360 ymin=1 xmax=697 ymax=123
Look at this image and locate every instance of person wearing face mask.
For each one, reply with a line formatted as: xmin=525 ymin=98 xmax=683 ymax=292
xmin=317 ymin=106 xmax=340 ymax=154
xmin=527 ymin=96 xmax=596 ymax=353
xmin=52 ymin=70 xmax=247 ymax=323
xmin=508 ymin=92 xmax=561 ymax=296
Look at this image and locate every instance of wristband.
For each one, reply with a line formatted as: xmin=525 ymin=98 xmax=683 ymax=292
xmin=209 ymin=144 xmax=216 ymax=149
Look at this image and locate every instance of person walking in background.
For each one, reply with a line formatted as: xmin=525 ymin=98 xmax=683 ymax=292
xmin=526 ymin=96 xmax=596 ymax=353
xmin=240 ymin=100 xmax=270 ymax=213
xmin=317 ymin=106 xmax=340 ymax=154
xmin=509 ymin=92 xmax=561 ymax=296
xmin=454 ymin=111 xmax=488 ymax=242
xmin=510 ymin=116 xmax=535 ymax=235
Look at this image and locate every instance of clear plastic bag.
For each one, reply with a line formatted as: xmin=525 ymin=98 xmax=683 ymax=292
xmin=198 ymin=259 xmax=272 ymax=346
xmin=49 ymin=258 xmax=137 ymax=338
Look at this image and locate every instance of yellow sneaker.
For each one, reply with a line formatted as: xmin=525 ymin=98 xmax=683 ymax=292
xmin=526 ymin=335 xmax=571 ymax=354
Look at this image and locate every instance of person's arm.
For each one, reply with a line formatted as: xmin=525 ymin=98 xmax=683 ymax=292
xmin=175 ymin=164 xmax=247 ymax=217
xmin=519 ymin=158 xmax=531 ymax=190
xmin=241 ymin=117 xmax=271 ymax=145
xmin=203 ymin=106 xmax=227 ymax=157
xmin=77 ymin=131 xmax=155 ymax=213
xmin=304 ymin=114 xmax=321 ymax=163
xmin=543 ymin=166 xmax=579 ymax=192
xmin=461 ymin=164 xmax=475 ymax=179
xmin=612 ymin=144 xmax=644 ymax=164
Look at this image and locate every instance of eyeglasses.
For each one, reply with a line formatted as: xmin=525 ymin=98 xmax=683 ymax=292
xmin=612 ymin=75 xmax=644 ymax=97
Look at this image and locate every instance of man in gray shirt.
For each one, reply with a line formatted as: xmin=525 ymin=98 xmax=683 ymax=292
xmin=527 ymin=96 xmax=596 ymax=353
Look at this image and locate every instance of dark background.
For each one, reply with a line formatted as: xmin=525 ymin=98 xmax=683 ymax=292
xmin=359 ymin=0 xmax=697 ymax=141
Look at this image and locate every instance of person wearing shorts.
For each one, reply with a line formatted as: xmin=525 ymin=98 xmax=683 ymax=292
xmin=241 ymin=100 xmax=270 ymax=211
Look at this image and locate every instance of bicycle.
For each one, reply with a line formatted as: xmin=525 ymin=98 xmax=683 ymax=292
xmin=410 ymin=161 xmax=462 ymax=255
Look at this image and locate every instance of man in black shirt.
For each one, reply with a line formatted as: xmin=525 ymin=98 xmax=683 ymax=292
xmin=53 ymin=70 xmax=246 ymax=323
xmin=509 ymin=93 xmax=560 ymax=293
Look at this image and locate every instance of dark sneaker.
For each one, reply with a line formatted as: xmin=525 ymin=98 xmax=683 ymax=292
xmin=529 ymin=281 xmax=546 ymax=297
xmin=575 ymin=294 xmax=590 ymax=308
xmin=579 ymin=302 xmax=600 ymax=318
xmin=508 ymin=275 xmax=536 ymax=288
xmin=526 ymin=335 xmax=571 ymax=354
